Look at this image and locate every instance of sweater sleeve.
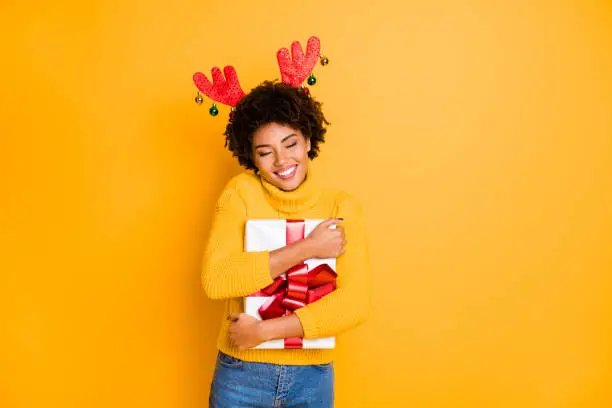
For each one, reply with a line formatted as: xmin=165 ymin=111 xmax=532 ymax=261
xmin=201 ymin=186 xmax=274 ymax=300
xmin=294 ymin=194 xmax=372 ymax=339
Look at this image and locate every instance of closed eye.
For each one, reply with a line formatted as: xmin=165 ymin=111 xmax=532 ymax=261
xmin=287 ymin=142 xmax=297 ymax=148
xmin=258 ymin=151 xmax=272 ymax=157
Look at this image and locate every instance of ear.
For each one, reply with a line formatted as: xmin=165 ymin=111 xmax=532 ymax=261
xmin=306 ymin=137 xmax=311 ymax=152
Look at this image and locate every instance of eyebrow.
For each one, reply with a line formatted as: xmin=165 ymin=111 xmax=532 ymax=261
xmin=255 ymin=133 xmax=297 ymax=149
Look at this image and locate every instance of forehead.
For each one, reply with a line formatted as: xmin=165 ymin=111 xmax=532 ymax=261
xmin=252 ymin=122 xmax=302 ymax=144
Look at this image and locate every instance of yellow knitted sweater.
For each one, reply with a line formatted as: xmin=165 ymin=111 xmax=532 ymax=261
xmin=201 ymin=168 xmax=371 ymax=365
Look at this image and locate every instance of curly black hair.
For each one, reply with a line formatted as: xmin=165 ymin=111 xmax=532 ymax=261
xmin=223 ymin=80 xmax=330 ymax=170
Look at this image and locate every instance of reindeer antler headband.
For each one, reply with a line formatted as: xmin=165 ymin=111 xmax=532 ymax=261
xmin=192 ymin=36 xmax=329 ymax=117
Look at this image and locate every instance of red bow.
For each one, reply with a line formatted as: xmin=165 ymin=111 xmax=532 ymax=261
xmin=249 ymin=220 xmax=337 ymax=348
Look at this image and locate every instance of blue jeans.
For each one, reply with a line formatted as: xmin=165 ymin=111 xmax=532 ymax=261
xmin=209 ymin=351 xmax=334 ymax=407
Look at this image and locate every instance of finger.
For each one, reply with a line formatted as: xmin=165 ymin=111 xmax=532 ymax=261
xmin=320 ymin=218 xmax=343 ymax=228
xmin=229 ymin=313 xmax=240 ymax=322
xmin=317 ymin=218 xmax=335 ymax=229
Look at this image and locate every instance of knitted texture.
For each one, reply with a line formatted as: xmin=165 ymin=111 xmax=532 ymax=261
xmin=201 ymin=169 xmax=371 ymax=365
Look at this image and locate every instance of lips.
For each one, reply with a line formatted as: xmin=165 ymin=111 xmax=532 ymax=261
xmin=274 ymin=165 xmax=297 ymax=180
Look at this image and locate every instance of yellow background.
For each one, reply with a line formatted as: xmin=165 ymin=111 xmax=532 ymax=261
xmin=2 ymin=0 xmax=611 ymax=407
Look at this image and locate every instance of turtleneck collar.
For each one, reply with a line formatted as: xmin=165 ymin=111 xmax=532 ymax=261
xmin=259 ymin=167 xmax=322 ymax=214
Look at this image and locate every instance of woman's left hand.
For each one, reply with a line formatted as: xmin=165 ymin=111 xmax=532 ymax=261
xmin=228 ymin=313 xmax=266 ymax=350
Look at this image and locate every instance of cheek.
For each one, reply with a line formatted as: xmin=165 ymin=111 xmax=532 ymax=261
xmin=254 ymin=156 xmax=272 ymax=172
xmin=252 ymin=155 xmax=262 ymax=171
xmin=293 ymin=144 xmax=308 ymax=159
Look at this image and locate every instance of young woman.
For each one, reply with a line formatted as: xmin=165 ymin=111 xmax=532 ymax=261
xmin=202 ymin=80 xmax=371 ymax=407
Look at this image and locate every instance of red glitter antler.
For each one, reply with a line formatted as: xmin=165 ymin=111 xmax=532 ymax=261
xmin=192 ymin=66 xmax=246 ymax=107
xmin=277 ymin=36 xmax=321 ymax=87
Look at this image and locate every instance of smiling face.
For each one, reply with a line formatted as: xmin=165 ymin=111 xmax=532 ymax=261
xmin=252 ymin=122 xmax=311 ymax=191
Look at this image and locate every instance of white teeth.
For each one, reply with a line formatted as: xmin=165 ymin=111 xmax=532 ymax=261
xmin=277 ymin=166 xmax=296 ymax=177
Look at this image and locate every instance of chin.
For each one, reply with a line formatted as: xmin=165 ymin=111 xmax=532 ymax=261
xmin=278 ymin=179 xmax=301 ymax=191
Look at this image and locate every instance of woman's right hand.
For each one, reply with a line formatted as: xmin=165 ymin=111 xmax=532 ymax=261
xmin=304 ymin=218 xmax=346 ymax=259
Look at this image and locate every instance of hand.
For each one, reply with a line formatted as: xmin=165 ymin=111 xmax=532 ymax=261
xmin=305 ymin=218 xmax=346 ymax=259
xmin=228 ymin=313 xmax=266 ymax=350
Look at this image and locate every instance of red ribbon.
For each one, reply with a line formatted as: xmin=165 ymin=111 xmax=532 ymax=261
xmin=248 ymin=219 xmax=337 ymax=348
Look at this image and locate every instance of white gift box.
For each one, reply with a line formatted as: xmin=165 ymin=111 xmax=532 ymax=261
xmin=244 ymin=219 xmax=336 ymax=349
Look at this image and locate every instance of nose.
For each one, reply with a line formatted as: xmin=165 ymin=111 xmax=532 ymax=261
xmin=274 ymin=151 xmax=288 ymax=167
